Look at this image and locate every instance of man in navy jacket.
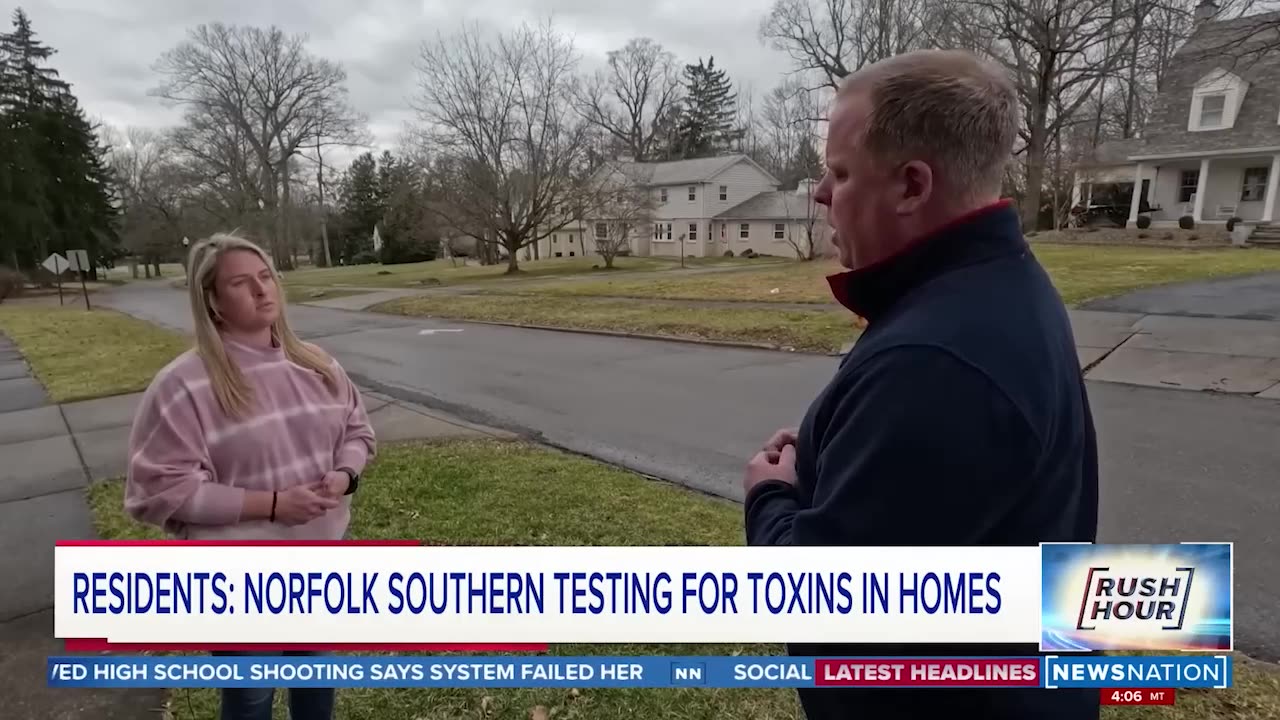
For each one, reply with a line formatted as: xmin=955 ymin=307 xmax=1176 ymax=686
xmin=743 ymin=50 xmax=1100 ymax=719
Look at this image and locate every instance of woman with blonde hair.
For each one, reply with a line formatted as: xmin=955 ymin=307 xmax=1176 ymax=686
xmin=125 ymin=232 xmax=374 ymax=719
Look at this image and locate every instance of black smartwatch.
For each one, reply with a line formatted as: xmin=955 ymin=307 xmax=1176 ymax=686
xmin=339 ymin=468 xmax=360 ymax=496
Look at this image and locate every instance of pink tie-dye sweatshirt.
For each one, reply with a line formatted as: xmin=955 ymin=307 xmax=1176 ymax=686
xmin=125 ymin=337 xmax=375 ymax=540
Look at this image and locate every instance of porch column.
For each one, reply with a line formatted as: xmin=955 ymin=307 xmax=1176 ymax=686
xmin=1262 ymin=154 xmax=1280 ymax=222
xmin=1192 ymin=157 xmax=1211 ymax=221
xmin=1128 ymin=163 xmax=1146 ymax=224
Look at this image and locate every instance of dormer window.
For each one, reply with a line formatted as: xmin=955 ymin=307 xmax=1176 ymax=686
xmin=1188 ymin=68 xmax=1247 ymax=131
xmin=1200 ymin=94 xmax=1226 ymax=127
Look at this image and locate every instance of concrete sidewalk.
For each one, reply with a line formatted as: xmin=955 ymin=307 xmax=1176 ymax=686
xmin=0 ymin=331 xmax=514 ymax=720
xmin=1071 ymin=310 xmax=1280 ymax=397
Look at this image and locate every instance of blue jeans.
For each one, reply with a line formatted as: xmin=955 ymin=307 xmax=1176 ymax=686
xmin=212 ymin=651 xmax=335 ymax=720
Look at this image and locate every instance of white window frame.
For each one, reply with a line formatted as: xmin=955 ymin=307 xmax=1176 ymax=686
xmin=594 ymin=222 xmax=608 ymax=240
xmin=773 ymin=223 xmax=785 ymax=239
xmin=659 ymin=188 xmax=667 ymax=202
xmin=1199 ymin=94 xmax=1226 ymax=128
xmin=1179 ymin=170 xmax=1199 ymax=203
xmin=687 ymin=185 xmax=696 ymax=201
xmin=719 ymin=185 xmax=728 ymax=201
xmin=739 ymin=223 xmax=749 ymax=239
xmin=688 ymin=223 xmax=698 ymax=241
xmin=1242 ymin=167 xmax=1269 ymax=202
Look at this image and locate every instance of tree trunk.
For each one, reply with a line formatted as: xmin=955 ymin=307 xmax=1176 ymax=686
xmin=276 ymin=160 xmax=295 ymax=271
xmin=505 ymin=243 xmax=520 ymax=273
xmin=1021 ymin=104 xmax=1050 ymax=231
xmin=1123 ymin=5 xmax=1143 ymax=138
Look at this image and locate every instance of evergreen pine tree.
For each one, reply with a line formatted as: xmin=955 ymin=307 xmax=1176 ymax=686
xmin=335 ymin=152 xmax=381 ymax=263
xmin=0 ymin=10 xmax=118 ymax=275
xmin=671 ymin=57 xmax=740 ymax=159
xmin=0 ymin=9 xmax=69 ymax=111
xmin=0 ymin=9 xmax=71 ymax=269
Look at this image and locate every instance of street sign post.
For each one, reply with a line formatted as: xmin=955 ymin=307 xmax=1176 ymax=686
xmin=67 ymin=249 xmax=91 ymax=310
xmin=41 ymin=253 xmax=69 ymax=306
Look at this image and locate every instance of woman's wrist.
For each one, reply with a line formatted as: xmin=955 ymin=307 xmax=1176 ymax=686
xmin=240 ymin=490 xmax=276 ymax=521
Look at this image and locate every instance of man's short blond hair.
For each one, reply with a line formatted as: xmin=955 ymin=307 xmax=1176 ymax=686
xmin=840 ymin=49 xmax=1019 ymax=200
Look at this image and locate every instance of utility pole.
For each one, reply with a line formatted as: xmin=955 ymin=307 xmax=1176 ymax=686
xmin=316 ymin=132 xmax=333 ymax=267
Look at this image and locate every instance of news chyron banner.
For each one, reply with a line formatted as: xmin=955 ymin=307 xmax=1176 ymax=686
xmin=49 ymin=541 xmax=1233 ymax=693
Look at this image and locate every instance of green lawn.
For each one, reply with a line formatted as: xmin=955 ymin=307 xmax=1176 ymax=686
xmin=374 ymin=294 xmax=857 ymax=352
xmin=283 ymin=286 xmax=370 ymax=303
xmin=474 ymin=244 xmax=1280 ymax=307
xmin=284 ymin=256 xmax=685 ymax=290
xmin=0 ymin=304 xmax=188 ymax=402
xmin=86 ymin=439 xmax=1278 ymax=720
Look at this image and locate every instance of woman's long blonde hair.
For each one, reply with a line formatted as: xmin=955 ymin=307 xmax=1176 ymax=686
xmin=187 ymin=232 xmax=338 ymax=418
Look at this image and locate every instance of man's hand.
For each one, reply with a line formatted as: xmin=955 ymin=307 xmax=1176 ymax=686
xmin=318 ymin=470 xmax=351 ymax=499
xmin=274 ymin=484 xmax=339 ymax=526
xmin=743 ymin=444 xmax=797 ymax=495
xmin=762 ymin=427 xmax=799 ymax=453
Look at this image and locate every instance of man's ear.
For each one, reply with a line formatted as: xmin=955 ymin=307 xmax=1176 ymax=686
xmin=895 ymin=160 xmax=934 ymax=215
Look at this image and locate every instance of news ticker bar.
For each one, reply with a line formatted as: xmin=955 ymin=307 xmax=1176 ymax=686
xmin=47 ymin=655 xmax=1232 ymax=690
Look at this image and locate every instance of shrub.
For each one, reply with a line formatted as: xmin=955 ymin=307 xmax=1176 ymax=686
xmin=741 ymin=248 xmax=757 ymax=258
xmin=1178 ymin=215 xmax=1195 ymax=230
xmin=723 ymin=250 xmax=735 ymax=257
xmin=1136 ymin=215 xmax=1152 ymax=229
xmin=350 ymin=250 xmax=378 ymax=265
xmin=1227 ymin=216 xmax=1243 ymax=231
xmin=376 ymin=270 xmax=392 ymax=275
xmin=0 ymin=267 xmax=25 ymax=303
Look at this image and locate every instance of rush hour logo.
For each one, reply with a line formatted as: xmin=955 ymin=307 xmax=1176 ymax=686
xmin=1075 ymin=566 xmax=1195 ymax=632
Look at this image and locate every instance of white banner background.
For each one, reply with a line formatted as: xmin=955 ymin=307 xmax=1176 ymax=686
xmin=54 ymin=546 xmax=1042 ymax=644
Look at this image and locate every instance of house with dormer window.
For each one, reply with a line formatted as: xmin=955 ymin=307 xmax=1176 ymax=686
xmin=1073 ymin=3 xmax=1280 ymax=232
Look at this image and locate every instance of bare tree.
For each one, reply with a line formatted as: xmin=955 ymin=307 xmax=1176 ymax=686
xmin=152 ymin=23 xmax=366 ymax=270
xmin=584 ymin=165 xmax=658 ymax=268
xmin=573 ymin=38 xmax=682 ymax=161
xmin=760 ymin=0 xmax=942 ymax=93
xmin=780 ymin=185 xmax=824 ymax=259
xmin=953 ymin=0 xmax=1131 ymax=229
xmin=414 ymin=21 xmax=594 ymax=273
xmin=104 ymin=126 xmax=191 ymax=276
xmin=761 ymin=78 xmax=823 ymax=185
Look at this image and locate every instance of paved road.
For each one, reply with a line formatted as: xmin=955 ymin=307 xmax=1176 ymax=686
xmin=1084 ymin=271 xmax=1280 ymax=320
xmin=102 ymin=281 xmax=1279 ymax=662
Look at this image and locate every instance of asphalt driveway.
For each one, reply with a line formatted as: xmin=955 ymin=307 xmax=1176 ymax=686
xmin=1083 ymin=271 xmax=1280 ymax=320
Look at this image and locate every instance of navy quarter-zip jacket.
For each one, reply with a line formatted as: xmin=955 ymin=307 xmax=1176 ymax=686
xmin=745 ymin=201 xmax=1101 ymax=719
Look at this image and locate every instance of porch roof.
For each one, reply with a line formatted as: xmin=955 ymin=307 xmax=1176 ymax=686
xmin=1128 ymin=145 xmax=1280 ymax=162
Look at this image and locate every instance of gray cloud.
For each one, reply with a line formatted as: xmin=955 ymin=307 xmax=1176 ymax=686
xmin=20 ymin=0 xmax=791 ymax=166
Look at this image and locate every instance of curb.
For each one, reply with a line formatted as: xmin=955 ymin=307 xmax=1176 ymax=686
xmin=385 ymin=315 xmax=842 ymax=356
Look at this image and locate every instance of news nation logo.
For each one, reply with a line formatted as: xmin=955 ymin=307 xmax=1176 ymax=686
xmin=1040 ymin=543 xmax=1232 ymax=652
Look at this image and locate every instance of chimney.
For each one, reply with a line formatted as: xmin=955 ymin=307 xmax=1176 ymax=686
xmin=1194 ymin=0 xmax=1219 ymax=23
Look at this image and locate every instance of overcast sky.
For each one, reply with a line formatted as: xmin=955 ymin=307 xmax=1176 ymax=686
xmin=16 ymin=0 xmax=795 ymax=166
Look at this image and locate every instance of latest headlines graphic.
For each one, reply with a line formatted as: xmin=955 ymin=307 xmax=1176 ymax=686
xmin=49 ymin=541 xmax=1234 ymax=693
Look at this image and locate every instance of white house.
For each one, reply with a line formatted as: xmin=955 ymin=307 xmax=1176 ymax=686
xmin=1074 ymin=2 xmax=1280 ymax=230
xmin=534 ymin=154 xmax=832 ymax=260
